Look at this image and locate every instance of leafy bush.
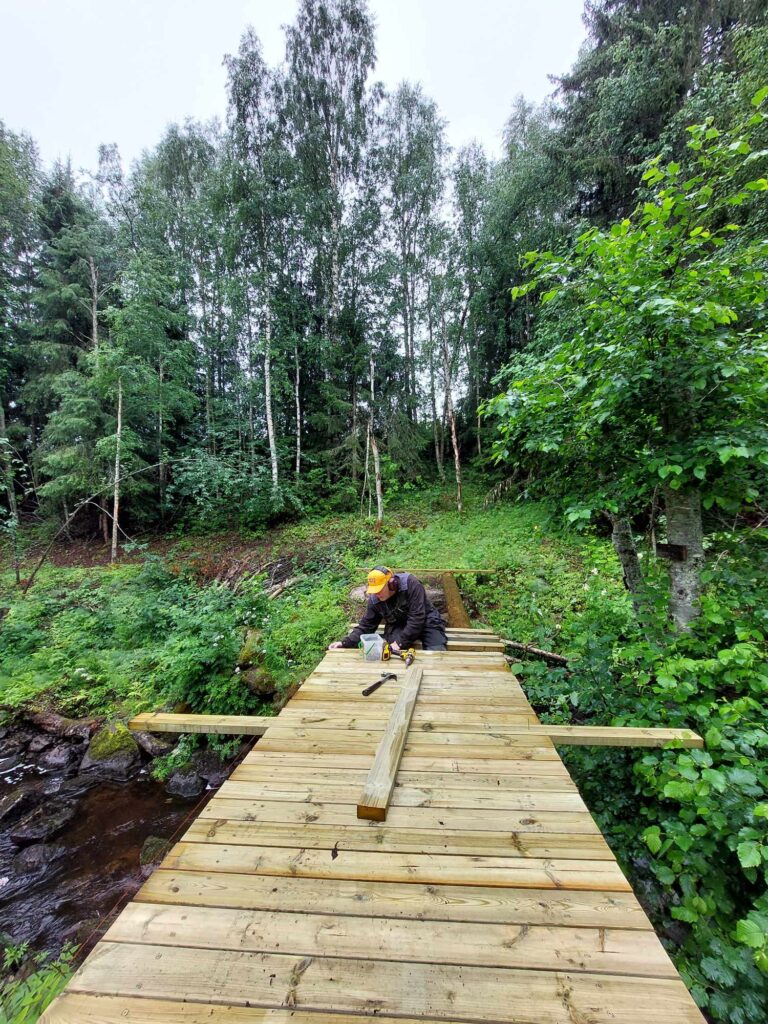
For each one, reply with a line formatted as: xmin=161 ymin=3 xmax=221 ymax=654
xmin=0 ymin=944 xmax=75 ymax=1024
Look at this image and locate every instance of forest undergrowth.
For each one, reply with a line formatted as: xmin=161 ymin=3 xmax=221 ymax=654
xmin=1 ymin=486 xmax=767 ymax=1021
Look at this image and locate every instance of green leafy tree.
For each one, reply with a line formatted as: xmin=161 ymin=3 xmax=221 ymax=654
xmin=486 ymin=91 xmax=768 ymax=629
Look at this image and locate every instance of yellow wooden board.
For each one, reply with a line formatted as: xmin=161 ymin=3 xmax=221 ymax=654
xmin=41 ymin=642 xmax=706 ymax=1024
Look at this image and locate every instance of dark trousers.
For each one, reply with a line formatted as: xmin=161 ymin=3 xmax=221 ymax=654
xmin=384 ymin=611 xmax=448 ymax=652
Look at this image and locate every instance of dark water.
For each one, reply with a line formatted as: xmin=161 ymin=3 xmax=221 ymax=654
xmin=0 ymin=767 xmax=200 ymax=955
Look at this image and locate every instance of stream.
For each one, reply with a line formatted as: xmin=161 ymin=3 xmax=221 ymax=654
xmin=0 ymin=726 xmax=225 ymax=959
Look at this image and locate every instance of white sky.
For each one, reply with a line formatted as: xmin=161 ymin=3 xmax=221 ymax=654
xmin=0 ymin=0 xmax=586 ymax=173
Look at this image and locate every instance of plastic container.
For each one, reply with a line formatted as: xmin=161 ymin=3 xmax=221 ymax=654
xmin=360 ymin=633 xmax=385 ymax=662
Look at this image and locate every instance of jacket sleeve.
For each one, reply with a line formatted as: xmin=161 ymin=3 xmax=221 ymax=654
xmin=340 ymin=599 xmax=382 ymax=648
xmin=398 ymin=577 xmax=427 ymax=648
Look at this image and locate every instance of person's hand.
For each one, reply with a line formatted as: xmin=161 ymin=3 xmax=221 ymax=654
xmin=390 ymin=641 xmax=401 ymax=653
xmin=328 ymin=641 xmax=344 ymax=650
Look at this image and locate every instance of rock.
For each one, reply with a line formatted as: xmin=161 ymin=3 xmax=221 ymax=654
xmin=12 ymin=843 xmax=67 ymax=874
xmin=80 ymin=723 xmax=141 ymax=780
xmin=133 ymin=731 xmax=176 ymax=759
xmin=140 ymin=835 xmax=170 ymax=866
xmin=0 ymin=786 xmax=42 ymax=826
xmin=240 ymin=666 xmax=276 ymax=698
xmin=237 ymin=628 xmax=263 ymax=668
xmin=10 ymin=801 xmax=77 ymax=846
xmin=26 ymin=711 xmax=98 ymax=741
xmin=0 ymin=753 xmax=21 ymax=773
xmin=165 ymin=768 xmax=204 ymax=799
xmin=27 ymin=734 xmax=53 ymax=754
xmin=38 ymin=744 xmax=79 ymax=772
xmin=42 ymin=774 xmax=98 ymax=799
xmin=192 ymin=750 xmax=228 ymax=788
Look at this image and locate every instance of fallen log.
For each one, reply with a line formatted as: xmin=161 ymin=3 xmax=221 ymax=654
xmin=501 ymin=639 xmax=569 ymax=666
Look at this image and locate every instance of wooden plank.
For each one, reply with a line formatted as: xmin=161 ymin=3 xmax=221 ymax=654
xmin=201 ymin=796 xmax=601 ymax=834
xmin=217 ymin=779 xmax=586 ymax=812
xmin=42 ymin=995 xmax=471 ymax=1024
xmin=182 ymin=819 xmax=615 ymax=859
xmin=278 ymin=712 xmax=540 ymax=729
xmin=273 ymin=716 xmax=703 ymax=748
xmin=514 ymin=724 xmax=704 ymax=749
xmin=231 ymin=763 xmax=579 ymax=791
xmin=200 ymin=796 xmax=601 ymax=835
xmin=128 ymin=713 xmax=271 ymax=736
xmin=241 ymin=750 xmax=574 ymax=775
xmin=442 ymin=571 xmax=472 ymax=628
xmin=66 ymin=944 xmax=705 ymax=1023
xmin=137 ymin=869 xmax=653 ymax=928
xmin=164 ymin=840 xmax=629 ymax=888
xmin=105 ymin=902 xmax=677 ymax=977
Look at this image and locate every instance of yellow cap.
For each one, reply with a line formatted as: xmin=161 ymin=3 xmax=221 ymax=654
xmin=366 ymin=567 xmax=393 ymax=595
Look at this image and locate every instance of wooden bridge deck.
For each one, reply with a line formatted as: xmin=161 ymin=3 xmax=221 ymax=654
xmin=42 ymin=636 xmax=705 ymax=1024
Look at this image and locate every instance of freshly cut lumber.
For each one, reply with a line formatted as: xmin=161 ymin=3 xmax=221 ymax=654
xmin=164 ymin=840 xmax=628 ymax=887
xmin=199 ymin=796 xmax=601 ymax=834
xmin=105 ymin=901 xmax=676 ymax=977
xmin=520 ymin=724 xmax=703 ymax=748
xmin=128 ymin=712 xmax=271 ymax=736
xmin=66 ymin=944 xmax=704 ymax=1023
xmin=182 ymin=819 xmax=614 ymax=859
xmin=241 ymin=749 xmax=574 ymax=775
xmin=41 ymin=996 xmax=469 ymax=1024
xmin=138 ymin=869 xmax=653 ymax=928
xmin=442 ymin=571 xmax=472 ymax=628
xmin=231 ymin=763 xmax=579 ymax=790
xmin=217 ymin=779 xmax=586 ymax=812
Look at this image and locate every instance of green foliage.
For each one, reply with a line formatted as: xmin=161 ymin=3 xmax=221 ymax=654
xmin=0 ymin=944 xmax=76 ymax=1024
xmin=0 ymin=557 xmax=264 ymax=715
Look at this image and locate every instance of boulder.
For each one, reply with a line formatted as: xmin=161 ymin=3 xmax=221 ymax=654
xmin=237 ymin=628 xmax=263 ymax=668
xmin=140 ymin=835 xmax=170 ymax=867
xmin=0 ymin=785 xmax=42 ymax=826
xmin=239 ymin=666 xmax=276 ymax=698
xmin=42 ymin=774 xmax=98 ymax=799
xmin=12 ymin=843 xmax=67 ymax=874
xmin=192 ymin=750 xmax=228 ymax=789
xmin=38 ymin=743 xmax=79 ymax=772
xmin=10 ymin=801 xmax=76 ymax=846
xmin=165 ymin=768 xmax=205 ymax=799
xmin=80 ymin=723 xmax=141 ymax=780
xmin=26 ymin=711 xmax=97 ymax=742
xmin=133 ymin=731 xmax=176 ymax=759
xmin=27 ymin=734 xmax=53 ymax=754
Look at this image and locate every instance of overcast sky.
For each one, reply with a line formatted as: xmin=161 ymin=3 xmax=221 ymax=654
xmin=1 ymin=0 xmax=587 ymax=174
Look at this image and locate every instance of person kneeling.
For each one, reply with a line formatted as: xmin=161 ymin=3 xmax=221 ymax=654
xmin=328 ymin=567 xmax=447 ymax=653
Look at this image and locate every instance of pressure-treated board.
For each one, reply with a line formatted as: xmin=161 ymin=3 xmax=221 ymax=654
xmin=362 ymin=667 xmax=428 ymax=819
xmin=128 ymin=713 xmax=272 ymax=735
xmin=41 ymin=631 xmax=706 ymax=1024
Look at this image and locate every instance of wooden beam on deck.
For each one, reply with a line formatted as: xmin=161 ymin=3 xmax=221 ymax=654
xmin=128 ymin=713 xmax=272 ymax=736
xmin=515 ymin=724 xmax=703 ymax=749
xmin=357 ymin=665 xmax=424 ymax=821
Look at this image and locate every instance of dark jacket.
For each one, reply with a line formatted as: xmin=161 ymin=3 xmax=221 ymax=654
xmin=341 ymin=573 xmax=440 ymax=649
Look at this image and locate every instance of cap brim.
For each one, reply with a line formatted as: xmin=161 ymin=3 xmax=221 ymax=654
xmin=366 ymin=583 xmax=387 ymax=595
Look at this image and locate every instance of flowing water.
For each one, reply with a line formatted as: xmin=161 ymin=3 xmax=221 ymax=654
xmin=0 ymin=759 xmax=204 ymax=955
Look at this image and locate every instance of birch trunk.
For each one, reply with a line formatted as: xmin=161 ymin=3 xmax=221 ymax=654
xmin=429 ymin=349 xmax=444 ymax=482
xmin=158 ymin=360 xmax=166 ymax=513
xmin=89 ymin=257 xmax=100 ymax=358
xmin=110 ymin=378 xmax=123 ymax=563
xmin=0 ymin=400 xmax=21 ymax=584
xmin=663 ymin=487 xmax=705 ymax=631
xmin=370 ymin=430 xmax=384 ymax=526
xmin=441 ymin=336 xmax=462 ymax=513
xmin=294 ymin=340 xmax=301 ymax=479
xmin=263 ymin=312 xmax=279 ymax=494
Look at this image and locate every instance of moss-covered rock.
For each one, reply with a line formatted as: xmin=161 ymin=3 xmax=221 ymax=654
xmin=140 ymin=835 xmax=170 ymax=866
xmin=80 ymin=723 xmax=140 ymax=780
xmin=236 ymin=628 xmax=263 ymax=668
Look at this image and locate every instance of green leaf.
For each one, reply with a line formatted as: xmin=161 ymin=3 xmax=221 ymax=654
xmin=737 ymin=841 xmax=762 ymax=869
xmin=643 ymin=826 xmax=662 ymax=854
xmin=752 ymin=86 xmax=768 ymax=107
xmin=735 ymin=918 xmax=765 ymax=949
